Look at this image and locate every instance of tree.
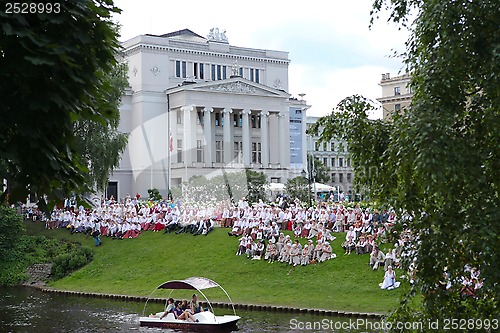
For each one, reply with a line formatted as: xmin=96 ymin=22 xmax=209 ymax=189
xmin=244 ymin=169 xmax=268 ymax=204
xmin=310 ymin=0 xmax=500 ymax=328
xmin=285 ymin=176 xmax=310 ymax=204
xmin=0 ymin=1 xmax=122 ymax=208
xmin=73 ymin=61 xmax=129 ymax=192
xmin=308 ymin=155 xmax=331 ymax=184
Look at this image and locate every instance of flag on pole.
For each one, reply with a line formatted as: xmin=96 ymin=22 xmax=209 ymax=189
xmin=169 ymin=131 xmax=174 ymax=152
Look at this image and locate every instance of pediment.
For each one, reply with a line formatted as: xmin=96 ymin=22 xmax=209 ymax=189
xmin=185 ymin=78 xmax=289 ymax=98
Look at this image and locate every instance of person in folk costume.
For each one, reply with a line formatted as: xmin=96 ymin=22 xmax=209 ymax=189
xmin=245 ymin=238 xmax=256 ymax=258
xmin=307 ymin=220 xmax=319 ymax=239
xmin=355 ymin=235 xmax=367 ymax=254
xmin=342 ymin=235 xmax=356 ymax=254
xmin=370 ymin=246 xmax=386 ymax=270
xmin=306 ymin=239 xmax=315 ymax=260
xmin=380 ymin=266 xmax=400 ymax=290
xmin=301 ymin=220 xmax=311 ymax=238
xmin=336 ymin=205 xmax=346 ymax=232
xmin=236 ymin=235 xmax=247 ymax=256
xmin=320 ymin=241 xmax=334 ymax=262
xmin=279 ymin=241 xmax=292 ymax=263
xmin=313 ymin=239 xmax=323 ymax=261
xmin=346 ymin=226 xmax=357 ymax=242
xmin=253 ymin=240 xmax=265 ymax=260
xmin=276 ymin=233 xmax=285 ymax=254
xmin=365 ymin=234 xmax=375 ymax=254
xmin=293 ymin=222 xmax=302 ymax=238
xmin=265 ymin=238 xmax=278 ymax=263
xmin=328 ymin=207 xmax=336 ymax=230
xmin=289 ymin=243 xmax=301 ymax=266
xmin=301 ymin=245 xmax=310 ymax=266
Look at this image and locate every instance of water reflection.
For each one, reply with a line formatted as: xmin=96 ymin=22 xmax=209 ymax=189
xmin=0 ymin=287 xmax=377 ymax=332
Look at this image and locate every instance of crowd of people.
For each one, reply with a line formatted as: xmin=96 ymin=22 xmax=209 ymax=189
xmin=24 ymin=192 xmax=424 ymax=291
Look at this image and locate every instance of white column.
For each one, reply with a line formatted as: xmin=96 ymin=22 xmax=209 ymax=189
xmin=223 ymin=108 xmax=233 ymax=164
xmin=182 ymin=105 xmax=194 ymax=166
xmin=260 ymin=111 xmax=269 ymax=167
xmin=241 ymin=109 xmax=251 ymax=167
xmin=203 ymin=107 xmax=213 ymax=166
xmin=278 ymin=112 xmax=286 ymax=167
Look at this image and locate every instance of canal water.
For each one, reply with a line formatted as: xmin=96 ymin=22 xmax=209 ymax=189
xmin=0 ymin=287 xmax=379 ymax=332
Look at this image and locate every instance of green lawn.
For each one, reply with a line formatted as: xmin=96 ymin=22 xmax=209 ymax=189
xmin=25 ymin=221 xmax=406 ymax=314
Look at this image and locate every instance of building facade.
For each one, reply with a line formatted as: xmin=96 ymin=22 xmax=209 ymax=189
xmin=377 ymin=73 xmax=412 ymax=119
xmin=306 ymin=116 xmax=354 ymax=199
xmin=111 ymin=29 xmax=309 ymax=199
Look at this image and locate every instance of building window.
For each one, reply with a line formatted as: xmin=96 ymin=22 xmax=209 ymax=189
xmin=255 ymin=69 xmax=259 ymax=83
xmin=338 ymin=143 xmax=345 ymax=152
xmin=346 ymin=158 xmax=351 ymax=167
xmin=181 ymin=61 xmax=186 ymax=78
xmin=323 ymin=157 xmax=328 ymax=166
xmin=199 ymin=63 xmax=204 ymax=80
xmin=193 ymin=63 xmax=198 ymax=79
xmin=175 ymin=61 xmax=181 ymax=78
xmin=234 ymin=142 xmax=242 ymax=163
xmin=211 ymin=64 xmax=216 ymax=80
xmin=251 ymin=142 xmax=261 ymax=164
xmin=394 ymin=104 xmax=401 ymax=112
xmin=347 ymin=173 xmax=352 ymax=183
xmin=176 ymin=110 xmax=182 ymax=124
xmin=217 ymin=65 xmax=222 ymax=80
xmin=339 ymin=173 xmax=344 ymax=183
xmin=222 ymin=66 xmax=227 ymax=79
xmin=331 ymin=173 xmax=336 ymax=182
xmin=339 ymin=157 xmax=343 ymax=167
xmin=250 ymin=68 xmax=254 ymax=82
xmin=196 ymin=140 xmax=203 ymax=163
xmin=215 ymin=112 xmax=221 ymax=126
xmin=251 ymin=115 xmax=257 ymax=128
xmin=215 ymin=141 xmax=223 ymax=163
xmin=314 ymin=141 xmax=319 ymax=151
xmin=239 ymin=67 xmax=243 ymax=77
xmin=330 ymin=142 xmax=335 ymax=151
xmin=331 ymin=157 xmax=335 ymax=167
xmin=233 ymin=114 xmax=239 ymax=127
xmin=196 ymin=111 xmax=203 ymax=125
xmin=177 ymin=140 xmax=183 ymax=163
xmin=394 ymin=86 xmax=401 ymax=95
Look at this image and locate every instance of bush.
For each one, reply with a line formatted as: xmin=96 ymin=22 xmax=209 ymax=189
xmin=51 ymin=246 xmax=93 ymax=280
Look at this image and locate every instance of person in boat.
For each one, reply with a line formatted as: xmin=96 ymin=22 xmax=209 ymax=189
xmin=173 ymin=300 xmax=197 ymax=322
xmin=159 ymin=298 xmax=175 ymax=319
xmin=189 ymin=293 xmax=204 ymax=313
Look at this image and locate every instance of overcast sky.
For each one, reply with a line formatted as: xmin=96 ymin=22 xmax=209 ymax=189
xmin=113 ymin=0 xmax=410 ymax=119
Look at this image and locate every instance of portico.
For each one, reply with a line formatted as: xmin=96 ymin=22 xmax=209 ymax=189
xmin=166 ymin=77 xmax=290 ymax=185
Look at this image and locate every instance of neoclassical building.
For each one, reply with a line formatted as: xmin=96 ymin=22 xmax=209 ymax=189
xmin=306 ymin=116 xmax=354 ymax=199
xmin=377 ymin=72 xmax=412 ymax=119
xmin=110 ymin=29 xmax=309 ymax=199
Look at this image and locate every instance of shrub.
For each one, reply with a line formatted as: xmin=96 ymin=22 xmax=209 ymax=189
xmin=51 ymin=246 xmax=93 ymax=280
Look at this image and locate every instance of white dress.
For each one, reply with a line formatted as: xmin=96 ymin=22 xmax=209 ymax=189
xmin=380 ymin=270 xmax=401 ymax=290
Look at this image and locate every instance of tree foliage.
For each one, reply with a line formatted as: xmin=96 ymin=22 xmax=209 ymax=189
xmin=73 ymin=61 xmax=129 ymax=192
xmin=310 ymin=0 xmax=499 ymax=329
xmin=0 ymin=1 xmax=122 ymax=207
xmin=285 ymin=176 xmax=310 ymax=204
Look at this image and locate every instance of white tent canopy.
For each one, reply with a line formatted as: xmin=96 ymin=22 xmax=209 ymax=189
xmin=265 ymin=182 xmax=285 ymax=191
xmin=311 ymin=182 xmax=335 ymax=192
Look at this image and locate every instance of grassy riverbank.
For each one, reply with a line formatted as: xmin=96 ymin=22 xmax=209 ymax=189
xmin=25 ymin=221 xmax=406 ymax=314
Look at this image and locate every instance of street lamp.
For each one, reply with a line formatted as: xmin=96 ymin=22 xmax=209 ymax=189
xmin=301 ymin=168 xmax=312 ymax=207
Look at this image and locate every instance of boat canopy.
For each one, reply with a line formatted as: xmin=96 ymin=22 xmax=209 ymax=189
xmin=158 ymin=277 xmax=220 ymax=290
xmin=142 ymin=277 xmax=237 ymax=317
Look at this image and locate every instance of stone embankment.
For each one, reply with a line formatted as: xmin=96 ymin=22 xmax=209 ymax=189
xmin=31 ymin=285 xmax=383 ymax=319
xmin=24 ymin=263 xmax=52 ymax=286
